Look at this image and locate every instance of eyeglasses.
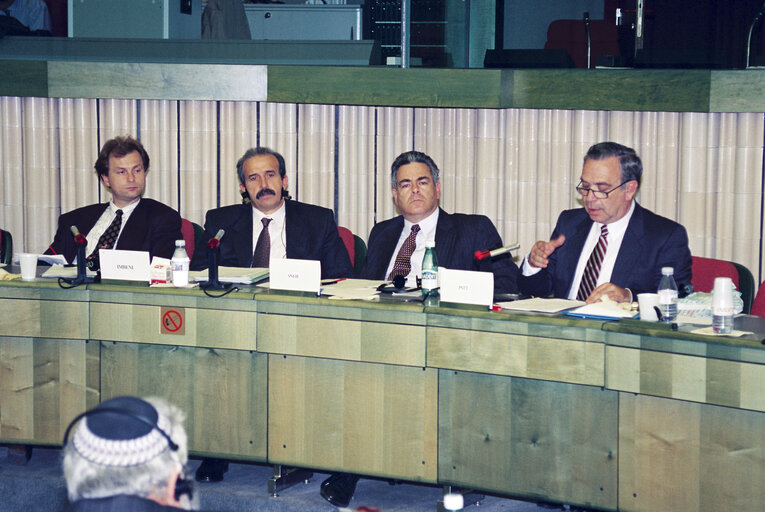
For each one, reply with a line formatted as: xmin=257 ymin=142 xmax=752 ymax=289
xmin=576 ymin=180 xmax=631 ymax=199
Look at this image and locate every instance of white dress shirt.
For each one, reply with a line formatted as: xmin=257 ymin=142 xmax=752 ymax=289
xmin=251 ymin=201 xmax=287 ymax=262
xmin=384 ymin=208 xmax=439 ymax=287
xmin=85 ymin=199 xmax=140 ymax=259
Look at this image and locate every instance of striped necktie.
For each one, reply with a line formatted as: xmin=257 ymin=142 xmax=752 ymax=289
xmin=388 ymin=224 xmax=420 ymax=281
xmin=576 ymin=225 xmax=608 ymax=300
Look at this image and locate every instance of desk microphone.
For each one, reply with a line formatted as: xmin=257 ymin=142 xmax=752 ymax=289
xmin=474 ymin=242 xmax=520 ymax=261
xmin=203 ymin=229 xmax=230 ymax=292
xmin=59 ymin=225 xmax=96 ymax=287
xmin=207 ymin=229 xmax=225 ymax=249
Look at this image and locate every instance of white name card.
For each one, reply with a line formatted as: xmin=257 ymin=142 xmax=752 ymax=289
xmin=99 ymin=249 xmax=151 ymax=283
xmin=269 ymin=258 xmax=321 ymax=293
xmin=439 ymin=267 xmax=494 ymax=307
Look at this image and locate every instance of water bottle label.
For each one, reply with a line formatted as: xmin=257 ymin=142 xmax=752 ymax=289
xmin=657 ymin=289 xmax=677 ymax=304
xmin=422 ymin=270 xmax=438 ymax=290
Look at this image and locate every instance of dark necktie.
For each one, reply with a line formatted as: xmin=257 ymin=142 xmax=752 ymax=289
xmin=87 ymin=209 xmax=123 ymax=268
xmin=251 ymin=218 xmax=272 ymax=268
xmin=388 ymin=224 xmax=420 ymax=281
xmin=577 ymin=225 xmax=608 ymax=300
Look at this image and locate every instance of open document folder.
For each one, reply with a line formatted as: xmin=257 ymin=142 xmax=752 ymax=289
xmin=562 ymin=298 xmax=637 ymax=320
xmin=190 ymin=266 xmax=269 ymax=285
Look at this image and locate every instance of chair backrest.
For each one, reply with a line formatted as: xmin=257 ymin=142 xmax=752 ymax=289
xmin=691 ymin=256 xmax=755 ymax=314
xmin=181 ymin=219 xmax=197 ymax=261
xmin=545 ymin=19 xmax=620 ymax=69
xmin=0 ymin=229 xmax=13 ymax=265
xmin=352 ymin=234 xmax=367 ymax=274
xmin=337 ymin=226 xmax=355 ymax=267
xmin=751 ymin=282 xmax=765 ymax=317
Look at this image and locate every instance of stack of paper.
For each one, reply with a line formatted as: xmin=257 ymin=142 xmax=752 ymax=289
xmin=190 ymin=266 xmax=269 ymax=285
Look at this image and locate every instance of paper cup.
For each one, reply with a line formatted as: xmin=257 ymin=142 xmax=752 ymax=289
xmin=19 ymin=253 xmax=38 ymax=281
xmin=637 ymin=293 xmax=659 ymax=321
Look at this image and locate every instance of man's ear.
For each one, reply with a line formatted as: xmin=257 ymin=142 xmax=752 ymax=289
xmin=101 ymin=174 xmax=111 ymax=189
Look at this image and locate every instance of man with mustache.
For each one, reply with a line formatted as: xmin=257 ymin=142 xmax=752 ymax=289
xmin=191 ymin=146 xmax=352 ymax=279
xmin=518 ymin=141 xmax=692 ymax=302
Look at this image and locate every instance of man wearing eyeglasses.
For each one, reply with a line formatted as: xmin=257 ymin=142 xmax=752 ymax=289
xmin=519 ymin=141 xmax=691 ymax=303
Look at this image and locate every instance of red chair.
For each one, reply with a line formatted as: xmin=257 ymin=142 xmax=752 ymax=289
xmin=181 ymin=219 xmax=204 ymax=261
xmin=544 ymin=19 xmax=620 ymax=69
xmin=691 ymin=256 xmax=755 ymax=314
xmin=337 ymin=226 xmax=355 ymax=267
xmin=751 ymin=285 xmax=765 ymax=317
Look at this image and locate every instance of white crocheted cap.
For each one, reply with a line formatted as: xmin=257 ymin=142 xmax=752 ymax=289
xmin=72 ymin=396 xmax=172 ymax=467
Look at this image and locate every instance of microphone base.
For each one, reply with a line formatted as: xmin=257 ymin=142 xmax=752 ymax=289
xmin=200 ymin=280 xmax=232 ymax=291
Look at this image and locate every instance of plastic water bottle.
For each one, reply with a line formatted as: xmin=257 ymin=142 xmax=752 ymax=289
xmin=421 ymin=239 xmax=439 ymax=305
xmin=443 ymin=492 xmax=464 ymax=511
xmin=171 ymin=240 xmax=190 ymax=287
xmin=657 ymin=266 xmax=678 ymax=322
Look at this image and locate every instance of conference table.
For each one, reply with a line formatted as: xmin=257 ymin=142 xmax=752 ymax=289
xmin=1 ymin=275 xmax=764 ymax=511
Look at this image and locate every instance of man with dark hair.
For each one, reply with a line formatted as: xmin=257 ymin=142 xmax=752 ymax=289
xmin=320 ymin=151 xmax=519 ymax=508
xmin=191 ymin=146 xmax=352 ymax=483
xmin=360 ymin=150 xmax=517 ymax=293
xmin=46 ymin=135 xmax=182 ymax=269
xmin=62 ymin=396 xmax=198 ymax=511
xmin=190 ymin=146 xmax=352 ymax=278
xmin=519 ymin=141 xmax=692 ymax=302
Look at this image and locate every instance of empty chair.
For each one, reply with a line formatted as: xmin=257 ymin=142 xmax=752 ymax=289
xmin=691 ymin=256 xmax=755 ymax=314
xmin=180 ymin=219 xmax=205 ymax=261
xmin=751 ymin=283 xmax=765 ymax=317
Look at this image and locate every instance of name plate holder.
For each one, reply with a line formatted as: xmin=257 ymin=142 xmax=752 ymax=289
xmin=99 ymin=249 xmax=151 ymax=284
xmin=439 ymin=268 xmax=494 ymax=308
xmin=269 ymin=258 xmax=321 ymax=294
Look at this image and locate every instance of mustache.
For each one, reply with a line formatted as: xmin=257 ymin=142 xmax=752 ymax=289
xmin=256 ymin=188 xmax=277 ymax=199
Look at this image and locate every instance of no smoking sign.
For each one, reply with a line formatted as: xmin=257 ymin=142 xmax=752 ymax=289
xmin=160 ymin=307 xmax=186 ymax=335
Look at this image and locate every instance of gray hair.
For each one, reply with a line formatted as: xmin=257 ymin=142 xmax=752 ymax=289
xmin=390 ymin=151 xmax=440 ymax=189
xmin=62 ymin=396 xmax=188 ymax=504
xmin=236 ymin=147 xmax=286 ymax=185
xmin=584 ymin=141 xmax=643 ymax=187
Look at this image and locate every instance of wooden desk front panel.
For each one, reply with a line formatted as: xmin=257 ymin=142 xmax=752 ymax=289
xmin=0 ymin=336 xmax=99 ymax=443
xmin=101 ymin=342 xmax=267 ymax=460
xmin=619 ymin=393 xmax=765 ymax=512
xmin=0 ymin=297 xmax=88 ymax=339
xmin=258 ymin=313 xmax=426 ymax=366
xmin=268 ymin=355 xmax=438 ymax=482
xmin=438 ymin=370 xmax=617 ymax=510
xmin=90 ymin=302 xmax=257 ymax=350
xmin=607 ymin=346 xmax=765 ymax=412
xmin=427 ymin=327 xmax=604 ymax=386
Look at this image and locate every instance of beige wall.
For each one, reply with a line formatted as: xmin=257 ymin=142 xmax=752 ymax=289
xmin=1 ymin=96 xmax=762 ymax=286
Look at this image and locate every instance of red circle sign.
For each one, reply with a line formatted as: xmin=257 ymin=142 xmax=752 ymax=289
xmin=162 ymin=310 xmax=183 ymax=332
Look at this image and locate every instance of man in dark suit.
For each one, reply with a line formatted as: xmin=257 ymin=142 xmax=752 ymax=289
xmin=320 ymin=150 xmax=518 ymax=508
xmin=519 ymin=141 xmax=692 ymax=302
xmin=190 ymin=146 xmax=352 ymax=279
xmin=46 ymin=135 xmax=182 ymax=268
xmin=192 ymin=146 xmax=352 ymax=484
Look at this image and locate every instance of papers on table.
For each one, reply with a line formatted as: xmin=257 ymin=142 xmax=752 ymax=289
xmin=563 ymin=299 xmax=637 ymax=320
xmin=41 ymin=265 xmax=96 ymax=279
xmin=321 ymin=279 xmax=382 ymax=300
xmin=38 ymin=254 xmax=68 ymax=266
xmin=190 ymin=266 xmax=269 ymax=285
xmin=497 ymin=297 xmax=584 ymax=313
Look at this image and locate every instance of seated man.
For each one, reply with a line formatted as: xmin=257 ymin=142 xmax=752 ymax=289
xmin=62 ymin=396 xmax=199 ymax=511
xmin=519 ymin=141 xmax=692 ymax=302
xmin=191 ymin=147 xmax=352 ymax=483
xmin=0 ymin=0 xmax=51 ymax=33
xmin=190 ymin=146 xmax=352 ymax=279
xmin=361 ymin=150 xmax=518 ymax=293
xmin=321 ymin=150 xmax=519 ymax=508
xmin=46 ymin=135 xmax=182 ymax=269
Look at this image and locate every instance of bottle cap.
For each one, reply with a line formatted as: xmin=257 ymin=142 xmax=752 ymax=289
xmin=443 ymin=493 xmax=463 ymax=510
xmin=175 ymin=239 xmax=185 ymax=247
xmin=661 ymin=266 xmax=673 ymax=275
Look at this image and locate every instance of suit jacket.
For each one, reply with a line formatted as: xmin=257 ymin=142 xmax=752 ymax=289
xmin=46 ymin=198 xmax=182 ymax=263
xmin=518 ymin=202 xmax=692 ymax=298
xmin=64 ymin=494 xmax=192 ymax=512
xmin=361 ymin=208 xmax=518 ymax=294
xmin=190 ymin=200 xmax=353 ymax=279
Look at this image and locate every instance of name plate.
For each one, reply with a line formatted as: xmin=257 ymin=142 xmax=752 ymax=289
xmin=439 ymin=267 xmax=494 ymax=307
xmin=269 ymin=258 xmax=321 ymax=293
xmin=99 ymin=249 xmax=151 ymax=283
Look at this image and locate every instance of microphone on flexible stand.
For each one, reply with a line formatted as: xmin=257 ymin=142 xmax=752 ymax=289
xmin=746 ymin=1 xmax=765 ymax=68
xmin=583 ymin=11 xmax=591 ymax=68
xmin=201 ymin=229 xmax=230 ymax=291
xmin=474 ymin=242 xmax=521 ymax=261
xmin=60 ymin=226 xmax=96 ymax=287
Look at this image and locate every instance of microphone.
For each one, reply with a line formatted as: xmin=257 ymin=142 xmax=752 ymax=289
xmin=393 ymin=274 xmax=406 ymax=289
xmin=474 ymin=242 xmax=521 ymax=261
xmin=206 ymin=229 xmax=225 ymax=249
xmin=70 ymin=225 xmax=87 ymax=246
xmin=746 ymin=1 xmax=765 ymax=67
xmin=583 ymin=11 xmax=591 ymax=68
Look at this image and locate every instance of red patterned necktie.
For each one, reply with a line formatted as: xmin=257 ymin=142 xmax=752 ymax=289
xmin=251 ymin=217 xmax=272 ymax=268
xmin=576 ymin=225 xmax=608 ymax=300
xmin=86 ymin=209 xmax=123 ymax=267
xmin=388 ymin=224 xmax=420 ymax=281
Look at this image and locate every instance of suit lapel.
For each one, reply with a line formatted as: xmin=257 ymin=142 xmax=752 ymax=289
xmin=434 ymin=209 xmax=456 ymax=265
xmin=376 ymin=217 xmax=405 ymax=278
xmin=561 ymin=214 xmax=593 ymax=293
xmin=231 ymin=204 xmax=255 ymax=266
xmin=284 ymin=200 xmax=306 ymax=259
xmin=115 ymin=201 xmax=145 ymax=250
xmin=611 ymin=203 xmax=645 ymax=283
